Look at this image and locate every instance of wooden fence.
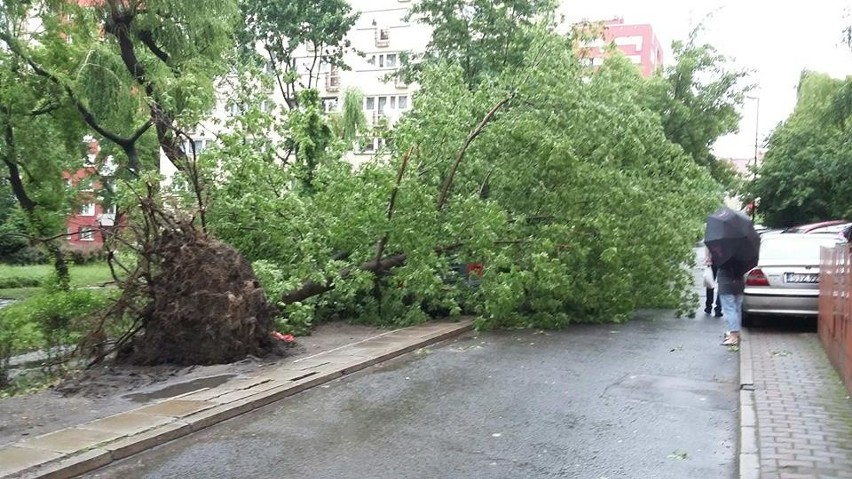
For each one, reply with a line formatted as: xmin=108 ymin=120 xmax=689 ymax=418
xmin=819 ymin=243 xmax=852 ymax=395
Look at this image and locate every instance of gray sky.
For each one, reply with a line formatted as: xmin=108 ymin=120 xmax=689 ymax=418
xmin=559 ymin=0 xmax=852 ymax=159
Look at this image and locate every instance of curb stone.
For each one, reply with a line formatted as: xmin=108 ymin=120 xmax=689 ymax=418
xmin=738 ymin=329 xmax=759 ymax=479
xmin=0 ymin=320 xmax=474 ymax=479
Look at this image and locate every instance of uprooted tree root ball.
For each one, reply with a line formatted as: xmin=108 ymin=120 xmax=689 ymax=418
xmin=114 ymin=220 xmax=281 ymax=366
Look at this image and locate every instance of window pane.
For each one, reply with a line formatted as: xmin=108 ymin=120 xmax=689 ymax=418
xmin=390 ymin=96 xmax=397 ymax=109
xmin=386 ymin=54 xmax=397 ymax=67
xmin=378 ymin=96 xmax=387 ymax=114
xmin=365 ymin=97 xmax=375 ymax=110
xmin=398 ymin=96 xmax=408 ymax=109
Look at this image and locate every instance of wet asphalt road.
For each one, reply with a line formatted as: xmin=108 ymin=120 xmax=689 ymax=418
xmin=89 ymin=313 xmax=739 ymax=478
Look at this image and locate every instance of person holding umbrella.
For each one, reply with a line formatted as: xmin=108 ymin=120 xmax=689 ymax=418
xmin=704 ymin=207 xmax=761 ymax=346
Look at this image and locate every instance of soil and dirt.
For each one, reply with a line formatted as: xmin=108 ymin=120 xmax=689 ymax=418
xmin=0 ymin=322 xmax=386 ymax=448
xmin=109 ymin=222 xmax=280 ymax=366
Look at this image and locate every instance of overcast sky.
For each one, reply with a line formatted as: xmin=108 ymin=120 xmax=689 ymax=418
xmin=558 ymin=0 xmax=852 ymax=159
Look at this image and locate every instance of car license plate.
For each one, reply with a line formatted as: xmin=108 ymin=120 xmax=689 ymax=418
xmin=785 ymin=273 xmax=819 ymax=283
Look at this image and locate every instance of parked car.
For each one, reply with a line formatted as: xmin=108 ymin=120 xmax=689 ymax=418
xmin=806 ymin=222 xmax=852 ymax=241
xmin=782 ymin=220 xmax=847 ymax=233
xmin=742 ymin=233 xmax=844 ymax=325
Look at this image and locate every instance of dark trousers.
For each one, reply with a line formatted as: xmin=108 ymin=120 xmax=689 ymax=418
xmin=705 ymin=264 xmax=721 ymax=314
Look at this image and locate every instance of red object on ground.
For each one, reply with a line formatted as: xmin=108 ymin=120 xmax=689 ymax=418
xmin=271 ymin=332 xmax=295 ymax=342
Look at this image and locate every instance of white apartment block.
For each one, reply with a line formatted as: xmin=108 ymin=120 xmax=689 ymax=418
xmin=162 ymin=0 xmax=431 ymax=179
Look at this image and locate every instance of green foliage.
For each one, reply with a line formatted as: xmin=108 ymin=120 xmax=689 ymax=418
xmin=406 ymin=0 xmax=558 ymax=87
xmin=0 ymin=289 xmax=113 ymax=385
xmin=0 ymin=276 xmax=41 ymax=289
xmin=749 ymin=72 xmax=852 ymax=227
xmin=643 ymin=23 xmax=750 ymax=187
xmin=238 ymin=0 xmax=358 ymax=105
xmin=331 ymin=87 xmax=368 ymax=143
xmin=206 ymin=29 xmax=720 ymax=332
xmin=0 ymin=262 xmax=114 ymax=288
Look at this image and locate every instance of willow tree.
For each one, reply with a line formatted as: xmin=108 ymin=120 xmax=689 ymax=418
xmin=0 ymin=1 xmax=90 ymax=288
xmin=0 ymin=0 xmax=280 ymax=365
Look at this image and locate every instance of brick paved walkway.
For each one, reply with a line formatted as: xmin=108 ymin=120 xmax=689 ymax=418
xmin=746 ymin=330 xmax=852 ymax=479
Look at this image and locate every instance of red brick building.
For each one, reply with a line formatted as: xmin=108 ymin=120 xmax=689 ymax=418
xmin=63 ymin=140 xmax=116 ymax=251
xmin=577 ymin=18 xmax=664 ymax=78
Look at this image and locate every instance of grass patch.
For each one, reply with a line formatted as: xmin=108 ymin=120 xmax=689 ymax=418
xmin=0 ymin=263 xmax=115 ymax=298
xmin=0 ymin=288 xmax=42 ymax=300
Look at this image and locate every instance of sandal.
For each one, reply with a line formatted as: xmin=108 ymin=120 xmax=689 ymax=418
xmin=721 ymin=335 xmax=739 ymax=346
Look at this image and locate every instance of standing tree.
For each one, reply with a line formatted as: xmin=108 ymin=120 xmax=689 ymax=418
xmin=749 ymin=71 xmax=852 ymax=227
xmin=643 ymin=24 xmax=750 ymax=187
xmin=238 ymin=0 xmax=358 ymax=108
xmin=0 ymin=0 xmax=281 ymax=365
xmin=405 ymin=0 xmax=558 ymax=87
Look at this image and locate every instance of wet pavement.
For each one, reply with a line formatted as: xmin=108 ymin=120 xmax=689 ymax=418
xmin=88 ymin=311 xmax=740 ymax=479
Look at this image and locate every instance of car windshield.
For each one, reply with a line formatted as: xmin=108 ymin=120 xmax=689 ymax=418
xmin=760 ymin=237 xmax=839 ymax=264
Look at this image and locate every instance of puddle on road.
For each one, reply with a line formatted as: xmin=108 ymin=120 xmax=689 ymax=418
xmin=123 ymin=374 xmax=236 ymax=403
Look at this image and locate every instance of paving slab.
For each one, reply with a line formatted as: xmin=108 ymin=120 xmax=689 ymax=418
xmin=85 ymin=413 xmax=174 ymax=436
xmin=131 ymin=399 xmax=216 ymax=419
xmin=17 ymin=428 xmax=121 ymax=455
xmin=0 ymin=447 xmax=62 ymax=478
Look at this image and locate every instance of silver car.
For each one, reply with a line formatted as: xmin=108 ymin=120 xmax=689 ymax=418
xmin=742 ymin=233 xmax=843 ymax=324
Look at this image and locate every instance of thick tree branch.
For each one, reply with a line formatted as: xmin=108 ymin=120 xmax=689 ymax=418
xmin=0 ymin=30 xmax=152 ymax=171
xmin=374 ymin=145 xmax=415 ymax=268
xmin=2 ymin=124 xmax=36 ymax=213
xmin=437 ymin=93 xmax=514 ymax=211
xmin=138 ymin=30 xmax=170 ymax=64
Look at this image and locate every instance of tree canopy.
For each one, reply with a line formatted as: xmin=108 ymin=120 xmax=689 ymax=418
xmin=643 ymin=24 xmax=750 ymax=188
xmin=749 ymin=71 xmax=852 ymax=227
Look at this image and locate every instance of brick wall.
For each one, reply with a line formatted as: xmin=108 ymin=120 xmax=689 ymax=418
xmin=818 ymin=244 xmax=852 ymax=394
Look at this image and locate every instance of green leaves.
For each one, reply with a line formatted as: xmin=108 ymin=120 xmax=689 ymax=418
xmin=749 ymin=72 xmax=852 ymax=227
xmin=643 ymin=23 xmax=750 ymax=189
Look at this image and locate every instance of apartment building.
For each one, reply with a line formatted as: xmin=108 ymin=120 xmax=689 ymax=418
xmin=573 ymin=17 xmax=664 ymax=78
xmin=63 ymin=139 xmax=117 ymax=251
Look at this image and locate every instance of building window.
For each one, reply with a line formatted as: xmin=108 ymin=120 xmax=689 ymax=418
xmin=398 ymin=95 xmax=409 ymax=110
xmin=377 ymin=96 xmax=388 ymax=115
xmin=322 ymin=97 xmax=339 ymax=113
xmin=78 ymin=227 xmax=96 ymax=242
xmin=326 ymin=66 xmax=340 ymax=91
xmin=79 ymin=178 xmax=95 ymax=192
xmin=365 ymin=96 xmax=376 ymax=111
xmin=376 ymin=28 xmax=390 ymax=47
xmin=79 ymin=203 xmax=96 ymax=217
xmin=367 ymin=53 xmax=399 ymax=69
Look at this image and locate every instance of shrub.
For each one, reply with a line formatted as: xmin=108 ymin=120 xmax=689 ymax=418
xmin=0 ymin=276 xmax=42 ymax=289
xmin=6 ymin=247 xmax=48 ymax=265
xmin=0 ymin=289 xmax=113 ymax=385
xmin=65 ymin=249 xmax=108 ymax=265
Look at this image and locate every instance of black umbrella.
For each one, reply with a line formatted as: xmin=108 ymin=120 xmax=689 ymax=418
xmin=704 ymin=207 xmax=760 ymax=275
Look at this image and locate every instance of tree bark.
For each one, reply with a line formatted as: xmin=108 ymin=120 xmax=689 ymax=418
xmin=280 ymin=253 xmax=407 ymax=305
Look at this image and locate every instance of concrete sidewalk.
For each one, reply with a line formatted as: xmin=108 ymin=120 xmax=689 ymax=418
xmin=0 ymin=319 xmax=473 ymax=479
xmin=739 ymin=329 xmax=852 ymax=479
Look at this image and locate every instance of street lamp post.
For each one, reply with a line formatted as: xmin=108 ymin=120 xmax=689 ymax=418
xmin=752 ymin=96 xmax=760 ymax=180
xmin=746 ymin=95 xmax=760 ymax=219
